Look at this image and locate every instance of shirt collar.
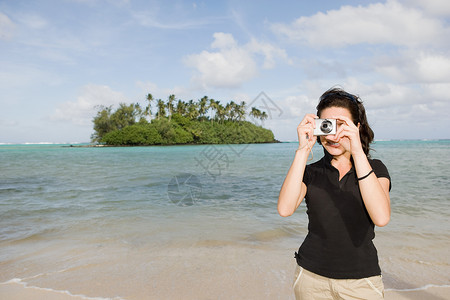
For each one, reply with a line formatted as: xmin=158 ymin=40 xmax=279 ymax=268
xmin=322 ymin=148 xmax=333 ymax=166
xmin=321 ymin=148 xmax=356 ymax=174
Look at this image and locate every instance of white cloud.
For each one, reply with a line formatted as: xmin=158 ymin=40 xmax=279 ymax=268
xmin=272 ymin=78 xmax=450 ymax=141
xmin=52 ymin=84 xmax=127 ymax=125
xmin=375 ymin=51 xmax=450 ymax=84
xmin=0 ymin=12 xmax=15 ymax=40
xmin=415 ymin=54 xmax=450 ymax=83
xmin=211 ymin=32 xmax=237 ymax=49
xmin=267 ymin=0 xmax=450 ymax=125
xmin=422 ymin=82 xmax=450 ymax=102
xmin=404 ymin=0 xmax=450 ymax=17
xmin=184 ymin=33 xmax=258 ymax=89
xmin=357 ymin=82 xmax=422 ymax=109
xmin=247 ymin=38 xmax=291 ymax=69
xmin=131 ymin=5 xmax=213 ymax=30
xmin=271 ymin=0 xmax=449 ymax=48
xmin=281 ymin=94 xmax=316 ymax=119
xmin=184 ymin=32 xmax=288 ymax=89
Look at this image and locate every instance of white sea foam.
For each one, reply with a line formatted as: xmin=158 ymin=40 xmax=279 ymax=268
xmin=386 ymin=284 xmax=450 ymax=292
xmin=19 ymin=142 xmax=87 ymax=145
xmin=23 ymin=142 xmax=57 ymax=144
xmin=1 ymin=277 xmax=126 ymax=300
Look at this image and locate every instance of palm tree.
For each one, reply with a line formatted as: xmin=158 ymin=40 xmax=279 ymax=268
xmin=236 ymin=101 xmax=246 ymax=121
xmin=250 ymin=107 xmax=262 ymax=122
xmin=216 ymin=101 xmax=226 ymax=124
xmin=187 ymin=100 xmax=200 ymax=120
xmin=167 ymin=94 xmax=175 ymax=122
xmin=225 ymin=102 xmax=232 ymax=121
xmin=198 ymin=96 xmax=209 ymax=119
xmin=227 ymin=101 xmax=237 ymax=121
xmin=176 ymin=99 xmax=187 ymax=116
xmin=133 ymin=102 xmax=145 ymax=121
xmin=209 ymin=99 xmax=217 ymax=124
xmin=156 ymin=99 xmax=166 ymax=120
xmin=260 ymin=111 xmax=268 ymax=122
xmin=145 ymin=93 xmax=153 ymax=120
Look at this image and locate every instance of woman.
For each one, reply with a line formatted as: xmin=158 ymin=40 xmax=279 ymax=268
xmin=278 ymin=88 xmax=391 ymax=299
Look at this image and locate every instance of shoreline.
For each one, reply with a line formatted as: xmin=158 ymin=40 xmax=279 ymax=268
xmin=385 ymin=285 xmax=450 ymax=300
xmin=1 ymin=277 xmax=449 ymax=300
xmin=1 ymin=238 xmax=448 ymax=300
xmin=63 ymin=139 xmax=282 ymax=148
xmin=1 ymin=139 xmax=449 ymax=146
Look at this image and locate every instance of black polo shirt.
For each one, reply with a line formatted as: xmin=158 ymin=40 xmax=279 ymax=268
xmin=295 ymin=150 xmax=391 ymax=279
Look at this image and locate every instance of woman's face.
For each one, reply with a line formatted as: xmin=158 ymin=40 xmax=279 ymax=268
xmin=319 ymin=106 xmax=354 ymax=157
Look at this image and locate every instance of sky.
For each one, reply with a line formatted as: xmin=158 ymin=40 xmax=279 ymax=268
xmin=1 ymin=0 xmax=449 ymax=143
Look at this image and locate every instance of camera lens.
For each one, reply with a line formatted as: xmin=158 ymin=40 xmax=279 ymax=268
xmin=320 ymin=120 xmax=333 ymax=134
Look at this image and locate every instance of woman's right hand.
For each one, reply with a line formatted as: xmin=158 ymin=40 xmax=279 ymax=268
xmin=297 ymin=114 xmax=318 ymax=151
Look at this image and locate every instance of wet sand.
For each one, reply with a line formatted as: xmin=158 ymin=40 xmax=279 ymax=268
xmin=2 ymin=278 xmax=450 ymax=300
xmin=385 ymin=286 xmax=450 ymax=300
xmin=1 ymin=243 xmax=449 ymax=300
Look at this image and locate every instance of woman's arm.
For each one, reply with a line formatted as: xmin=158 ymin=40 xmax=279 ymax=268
xmin=278 ymin=114 xmax=317 ymax=217
xmin=278 ymin=149 xmax=310 ymax=217
xmin=334 ymin=115 xmax=391 ymax=226
xmin=353 ymin=152 xmax=391 ymax=227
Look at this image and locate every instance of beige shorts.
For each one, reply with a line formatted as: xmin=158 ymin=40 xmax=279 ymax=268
xmin=293 ymin=265 xmax=384 ymax=300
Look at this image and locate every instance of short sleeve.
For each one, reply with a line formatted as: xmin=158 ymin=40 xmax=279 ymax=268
xmin=302 ymin=165 xmax=312 ymax=186
xmin=370 ymin=159 xmax=392 ymax=191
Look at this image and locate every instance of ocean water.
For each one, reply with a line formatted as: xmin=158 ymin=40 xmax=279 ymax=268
xmin=0 ymin=141 xmax=449 ymax=299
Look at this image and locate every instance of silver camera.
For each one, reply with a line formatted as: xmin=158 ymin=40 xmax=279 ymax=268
xmin=313 ymin=119 xmax=336 ymax=136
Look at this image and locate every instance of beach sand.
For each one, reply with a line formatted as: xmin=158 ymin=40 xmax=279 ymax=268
xmin=1 ymin=279 xmax=450 ymax=300
xmin=385 ymin=287 xmax=450 ymax=300
xmin=0 ymin=281 xmax=95 ymax=300
xmin=0 ymin=244 xmax=290 ymax=299
xmin=1 ymin=243 xmax=449 ymax=300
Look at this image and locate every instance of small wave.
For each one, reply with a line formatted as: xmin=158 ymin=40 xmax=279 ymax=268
xmin=23 ymin=142 xmax=57 ymax=145
xmin=386 ymin=284 xmax=450 ymax=292
xmin=1 ymin=277 xmax=125 ymax=300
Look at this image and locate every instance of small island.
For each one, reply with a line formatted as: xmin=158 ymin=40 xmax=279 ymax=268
xmin=91 ymin=94 xmax=277 ymax=146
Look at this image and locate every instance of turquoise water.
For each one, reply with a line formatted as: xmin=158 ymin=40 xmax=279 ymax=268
xmin=1 ymin=141 xmax=449 ymax=297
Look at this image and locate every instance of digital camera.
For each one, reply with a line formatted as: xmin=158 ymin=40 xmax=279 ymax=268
xmin=313 ymin=119 xmax=336 ymax=136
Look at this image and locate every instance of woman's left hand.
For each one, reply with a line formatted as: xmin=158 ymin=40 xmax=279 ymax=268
xmin=334 ymin=116 xmax=364 ymax=156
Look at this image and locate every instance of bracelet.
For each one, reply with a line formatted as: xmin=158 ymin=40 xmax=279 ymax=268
xmin=357 ymin=169 xmax=374 ymax=181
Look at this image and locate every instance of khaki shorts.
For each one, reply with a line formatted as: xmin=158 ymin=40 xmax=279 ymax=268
xmin=293 ymin=265 xmax=384 ymax=300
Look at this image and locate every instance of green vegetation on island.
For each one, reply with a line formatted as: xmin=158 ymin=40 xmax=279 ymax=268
xmin=91 ymin=94 xmax=277 ymax=146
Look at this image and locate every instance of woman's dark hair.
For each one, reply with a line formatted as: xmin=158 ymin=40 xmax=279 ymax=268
xmin=316 ymin=87 xmax=374 ymax=156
